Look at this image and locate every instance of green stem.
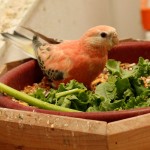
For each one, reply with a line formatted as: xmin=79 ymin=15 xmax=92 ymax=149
xmin=56 ymin=88 xmax=85 ymax=99
xmin=0 ymin=83 xmax=81 ymax=112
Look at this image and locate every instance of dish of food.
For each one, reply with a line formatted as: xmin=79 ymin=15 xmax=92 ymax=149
xmin=1 ymin=41 xmax=150 ymax=122
xmin=15 ymin=57 xmax=150 ymax=113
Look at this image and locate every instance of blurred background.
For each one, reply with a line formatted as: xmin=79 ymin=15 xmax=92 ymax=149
xmin=0 ymin=0 xmax=148 ymax=65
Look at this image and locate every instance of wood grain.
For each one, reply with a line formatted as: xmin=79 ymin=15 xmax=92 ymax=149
xmin=0 ymin=108 xmax=107 ymax=150
xmin=107 ymin=113 xmax=150 ymax=150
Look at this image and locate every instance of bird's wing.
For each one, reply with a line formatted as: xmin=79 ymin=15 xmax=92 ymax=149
xmin=37 ymin=47 xmax=71 ymax=81
xmin=32 ymin=37 xmax=73 ymax=81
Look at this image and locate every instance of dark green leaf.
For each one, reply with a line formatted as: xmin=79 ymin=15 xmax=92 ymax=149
xmin=106 ymin=59 xmax=122 ymax=76
xmin=115 ymin=78 xmax=131 ymax=98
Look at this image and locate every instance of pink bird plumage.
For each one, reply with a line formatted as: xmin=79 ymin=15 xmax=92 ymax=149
xmin=33 ymin=25 xmax=119 ymax=88
xmin=1 ymin=25 xmax=119 ymax=88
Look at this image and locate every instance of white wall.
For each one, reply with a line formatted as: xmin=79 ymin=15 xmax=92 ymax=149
xmin=110 ymin=0 xmax=144 ymax=39
xmin=0 ymin=0 xmax=144 ymax=64
xmin=23 ymin=0 xmax=112 ymax=40
xmin=24 ymin=0 xmax=144 ymax=39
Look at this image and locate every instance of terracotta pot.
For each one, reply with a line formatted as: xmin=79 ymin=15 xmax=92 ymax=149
xmin=1 ymin=41 xmax=150 ymax=122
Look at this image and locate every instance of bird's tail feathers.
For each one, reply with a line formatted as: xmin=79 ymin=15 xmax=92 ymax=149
xmin=22 ymin=26 xmax=62 ymax=44
xmin=1 ymin=31 xmax=36 ymax=58
xmin=13 ymin=31 xmax=31 ymax=40
xmin=32 ymin=35 xmax=42 ymax=50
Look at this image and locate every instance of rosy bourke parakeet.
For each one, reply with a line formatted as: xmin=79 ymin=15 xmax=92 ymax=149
xmin=1 ymin=25 xmax=119 ymax=88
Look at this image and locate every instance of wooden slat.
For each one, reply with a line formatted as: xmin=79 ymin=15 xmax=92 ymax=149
xmin=107 ymin=113 xmax=150 ymax=150
xmin=0 ymin=108 xmax=107 ymax=150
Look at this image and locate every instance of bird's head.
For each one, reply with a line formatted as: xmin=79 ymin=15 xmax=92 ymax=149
xmin=81 ymin=25 xmax=119 ymax=51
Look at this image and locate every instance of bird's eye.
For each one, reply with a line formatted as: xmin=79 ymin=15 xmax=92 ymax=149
xmin=100 ymin=32 xmax=107 ymax=38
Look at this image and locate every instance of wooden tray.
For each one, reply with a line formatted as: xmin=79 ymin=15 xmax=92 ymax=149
xmin=1 ymin=42 xmax=150 ymax=149
xmin=0 ymin=108 xmax=150 ymax=150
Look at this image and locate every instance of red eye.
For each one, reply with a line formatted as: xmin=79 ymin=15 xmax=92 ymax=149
xmin=100 ymin=32 xmax=107 ymax=38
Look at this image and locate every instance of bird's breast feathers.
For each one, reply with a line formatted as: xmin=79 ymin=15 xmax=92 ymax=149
xmin=37 ymin=39 xmax=108 ymax=82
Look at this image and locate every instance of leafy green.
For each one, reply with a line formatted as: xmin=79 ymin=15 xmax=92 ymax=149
xmin=94 ymin=57 xmax=150 ymax=111
xmin=28 ymin=57 xmax=150 ymax=112
xmin=0 ymin=83 xmax=80 ymax=112
xmin=135 ymin=57 xmax=150 ymax=77
xmin=115 ymin=78 xmax=131 ymax=98
xmin=106 ymin=59 xmax=122 ymax=76
xmin=30 ymin=80 xmax=101 ymax=111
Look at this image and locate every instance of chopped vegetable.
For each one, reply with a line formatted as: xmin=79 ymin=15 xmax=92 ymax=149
xmin=1 ymin=57 xmax=150 ymax=112
xmin=95 ymin=57 xmax=150 ymax=111
xmin=28 ymin=80 xmax=101 ymax=112
xmin=0 ymin=83 xmax=80 ymax=112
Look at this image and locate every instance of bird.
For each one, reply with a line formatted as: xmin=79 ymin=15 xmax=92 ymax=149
xmin=1 ymin=25 xmax=119 ymax=89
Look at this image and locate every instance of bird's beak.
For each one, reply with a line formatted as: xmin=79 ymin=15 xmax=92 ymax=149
xmin=112 ymin=33 xmax=119 ymax=45
xmin=108 ymin=33 xmax=119 ymax=50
